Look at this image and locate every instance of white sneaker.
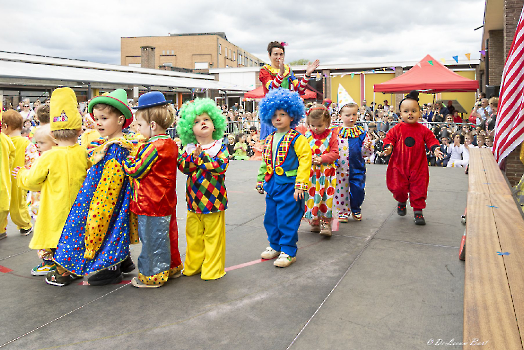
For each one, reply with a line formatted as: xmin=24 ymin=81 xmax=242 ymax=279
xmin=261 ymin=247 xmax=280 ymax=259
xmin=274 ymin=252 xmax=296 ymax=268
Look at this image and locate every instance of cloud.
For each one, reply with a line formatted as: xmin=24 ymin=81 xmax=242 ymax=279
xmin=0 ymin=0 xmax=485 ymax=65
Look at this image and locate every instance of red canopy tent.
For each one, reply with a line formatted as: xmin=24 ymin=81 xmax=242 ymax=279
xmin=244 ymin=86 xmax=317 ymax=99
xmin=374 ymin=55 xmax=479 ymax=93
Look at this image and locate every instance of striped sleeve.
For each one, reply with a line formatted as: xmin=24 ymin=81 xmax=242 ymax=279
xmin=124 ymin=143 xmax=158 ymax=179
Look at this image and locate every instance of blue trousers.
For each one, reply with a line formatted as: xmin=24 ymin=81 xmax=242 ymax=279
xmin=349 ymin=170 xmax=366 ymax=213
xmin=264 ymin=178 xmax=304 ymax=257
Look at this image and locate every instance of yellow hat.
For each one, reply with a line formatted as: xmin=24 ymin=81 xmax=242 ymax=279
xmin=50 ymin=87 xmax=82 ymax=131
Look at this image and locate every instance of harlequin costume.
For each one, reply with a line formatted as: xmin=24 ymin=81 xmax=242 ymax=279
xmin=176 ymin=98 xmax=229 ymax=280
xmin=257 ymin=129 xmax=312 ymax=257
xmin=178 ymin=140 xmax=229 ymax=280
xmin=0 ymin=132 xmax=15 ymax=237
xmin=303 ymin=128 xmax=339 ymax=223
xmin=17 ymin=88 xmax=90 ymax=276
xmin=333 ymin=125 xmax=373 ymax=220
xmin=5 ymin=135 xmax=37 ymax=233
xmin=383 ymin=122 xmax=439 ymax=211
xmin=51 ymin=89 xmax=138 ymax=286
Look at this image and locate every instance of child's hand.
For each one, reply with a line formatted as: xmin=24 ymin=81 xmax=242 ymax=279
xmin=193 ymin=145 xmax=202 ymax=157
xmin=312 ymin=155 xmax=322 ymax=165
xmin=365 ymin=140 xmax=372 ymax=150
xmin=256 ymin=182 xmax=264 ymax=194
xmin=11 ymin=166 xmax=21 ymax=178
xmin=294 ymin=189 xmax=304 ymax=201
xmin=434 ymin=148 xmax=444 ymax=160
xmin=383 ymin=145 xmax=393 ymax=156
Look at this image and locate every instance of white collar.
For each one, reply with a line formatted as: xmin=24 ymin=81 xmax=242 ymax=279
xmin=184 ymin=139 xmax=223 ymax=157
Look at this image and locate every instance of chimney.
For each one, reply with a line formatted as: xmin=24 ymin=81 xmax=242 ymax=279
xmin=140 ymin=46 xmax=156 ymax=69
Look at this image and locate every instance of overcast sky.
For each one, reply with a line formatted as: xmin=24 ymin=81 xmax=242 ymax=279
xmin=1 ymin=0 xmax=485 ymax=66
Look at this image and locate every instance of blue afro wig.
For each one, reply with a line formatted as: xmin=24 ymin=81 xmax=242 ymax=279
xmin=176 ymin=98 xmax=226 ymax=145
xmin=259 ymin=88 xmax=305 ymax=128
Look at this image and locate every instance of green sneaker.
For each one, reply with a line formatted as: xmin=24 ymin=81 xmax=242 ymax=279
xmin=31 ymin=262 xmax=56 ymax=276
xmin=45 ymin=270 xmax=82 ymax=287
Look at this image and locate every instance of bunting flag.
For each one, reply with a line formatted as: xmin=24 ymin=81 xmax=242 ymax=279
xmin=416 ymin=63 xmax=422 ymax=68
xmin=315 ymin=72 xmax=321 ymax=81
xmin=480 ymin=50 xmax=486 ymax=56
xmin=465 ymin=53 xmax=471 ymax=60
xmin=493 ymin=6 xmax=524 ymax=165
xmin=428 ymin=60 xmax=434 ymax=66
xmin=351 ymin=73 xmax=355 ymax=79
xmin=337 ymin=84 xmax=355 ymax=111
xmin=453 ymin=56 xmax=459 ymax=63
xmin=391 ymin=67 xmax=396 ymax=71
xmin=440 ymin=58 xmax=446 ymax=64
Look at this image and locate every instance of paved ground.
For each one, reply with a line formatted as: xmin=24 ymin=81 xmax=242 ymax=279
xmin=0 ymin=161 xmax=467 ymax=350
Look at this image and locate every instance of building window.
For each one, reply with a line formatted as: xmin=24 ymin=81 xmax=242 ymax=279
xmin=195 ymin=62 xmax=209 ymax=69
xmin=171 ymin=50 xmax=174 ymax=55
xmin=233 ymin=52 xmax=236 ymax=61
xmin=219 ymin=44 xmax=221 ymax=54
xmin=229 ymin=49 xmax=232 ymax=59
xmin=162 ymin=50 xmax=165 ymax=55
xmin=225 ymin=48 xmax=228 ymax=58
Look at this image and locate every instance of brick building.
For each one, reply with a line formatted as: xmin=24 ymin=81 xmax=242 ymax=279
xmin=121 ymin=32 xmax=263 ymax=71
xmin=480 ymin=0 xmax=524 ymax=186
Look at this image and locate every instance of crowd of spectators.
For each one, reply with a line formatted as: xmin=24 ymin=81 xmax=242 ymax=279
xmin=7 ymin=93 xmax=498 ymax=168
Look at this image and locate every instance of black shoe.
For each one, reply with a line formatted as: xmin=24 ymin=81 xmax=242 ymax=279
xmin=120 ymin=256 xmax=135 ymax=274
xmin=414 ymin=213 xmax=426 ymax=225
xmin=20 ymin=227 xmax=33 ymax=236
xmin=88 ymin=267 xmax=123 ymax=286
xmin=397 ymin=203 xmax=407 ymax=216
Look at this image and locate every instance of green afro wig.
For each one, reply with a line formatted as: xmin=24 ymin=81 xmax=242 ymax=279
xmin=176 ymin=98 xmax=226 ymax=145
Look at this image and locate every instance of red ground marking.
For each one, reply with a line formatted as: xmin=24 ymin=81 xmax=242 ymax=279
xmin=225 ymin=259 xmax=271 ymax=272
xmin=0 ymin=265 xmax=13 ymax=273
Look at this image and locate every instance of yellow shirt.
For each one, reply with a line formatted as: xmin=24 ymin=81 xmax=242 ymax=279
xmin=0 ymin=133 xmax=15 ymax=212
xmin=80 ymin=129 xmax=101 ymax=148
xmin=17 ymin=144 xmax=91 ymax=249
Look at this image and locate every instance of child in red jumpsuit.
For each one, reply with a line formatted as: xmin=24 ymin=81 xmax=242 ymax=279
xmin=383 ymin=91 xmax=443 ymax=225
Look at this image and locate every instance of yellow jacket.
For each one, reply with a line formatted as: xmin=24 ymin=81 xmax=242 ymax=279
xmin=17 ymin=144 xmax=91 ymax=249
xmin=0 ymin=134 xmax=15 ymax=212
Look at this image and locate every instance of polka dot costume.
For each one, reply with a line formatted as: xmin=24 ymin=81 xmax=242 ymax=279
xmin=54 ymin=141 xmax=134 ymax=275
xmin=303 ymin=130 xmax=337 ymax=222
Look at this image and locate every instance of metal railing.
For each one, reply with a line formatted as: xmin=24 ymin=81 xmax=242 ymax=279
xmin=165 ymin=120 xmax=479 ymax=140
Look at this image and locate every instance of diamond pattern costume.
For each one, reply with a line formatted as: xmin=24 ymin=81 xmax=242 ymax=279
xmin=178 ymin=140 xmax=229 ymax=280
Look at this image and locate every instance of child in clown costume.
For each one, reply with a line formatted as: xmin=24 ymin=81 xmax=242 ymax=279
xmin=383 ymin=91 xmax=443 ymax=225
xmin=256 ymin=89 xmax=312 ymax=268
xmin=49 ymin=89 xmax=138 ymax=286
xmin=333 ymin=103 xmax=373 ymax=223
xmin=16 ymin=88 xmax=90 ymax=277
xmin=177 ymin=98 xmax=229 ymax=280
xmin=124 ymin=91 xmax=183 ymax=288
xmin=0 ymin=118 xmax=15 ymax=241
xmin=303 ymin=105 xmax=339 ymax=236
xmin=1 ymin=110 xmax=38 ymax=237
